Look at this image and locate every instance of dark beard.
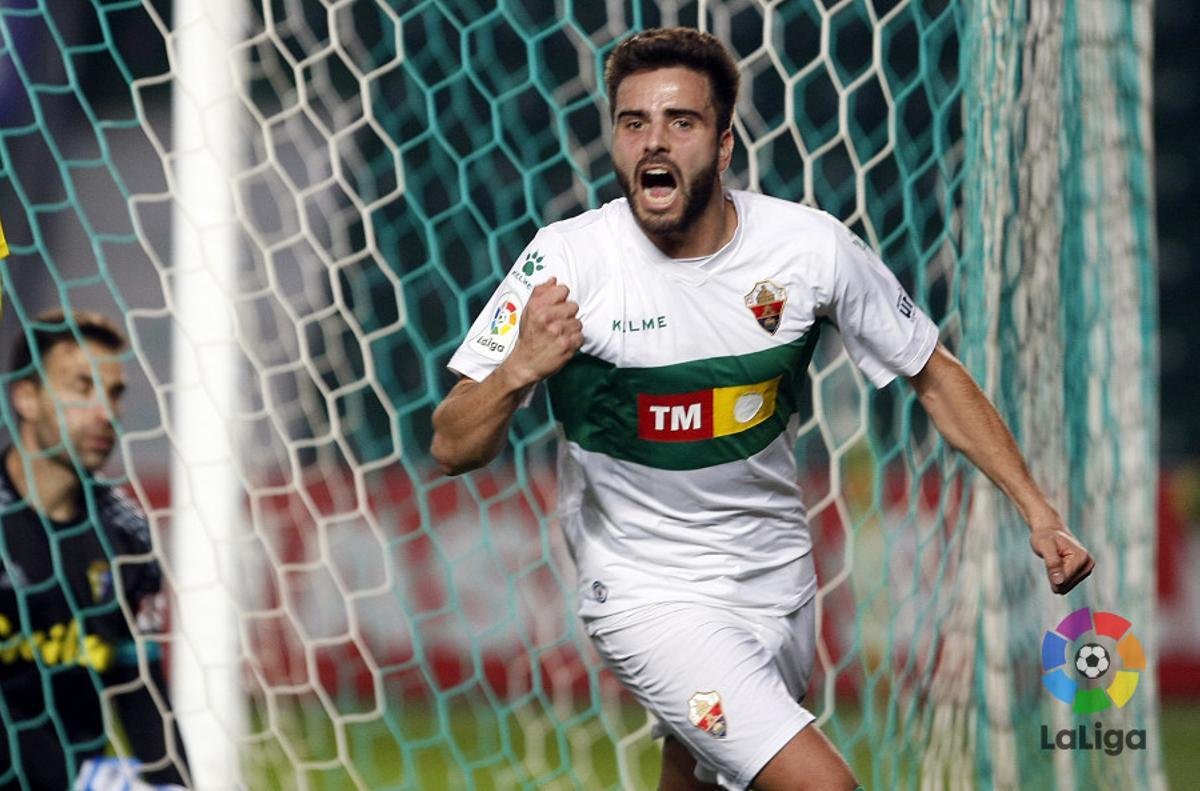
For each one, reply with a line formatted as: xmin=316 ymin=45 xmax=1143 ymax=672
xmin=616 ymin=157 xmax=722 ymax=240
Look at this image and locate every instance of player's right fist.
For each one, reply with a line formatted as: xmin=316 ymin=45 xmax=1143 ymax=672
xmin=504 ymin=277 xmax=583 ymax=385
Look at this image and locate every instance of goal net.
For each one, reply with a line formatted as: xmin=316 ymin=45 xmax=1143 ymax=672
xmin=0 ymin=0 xmax=1161 ymax=788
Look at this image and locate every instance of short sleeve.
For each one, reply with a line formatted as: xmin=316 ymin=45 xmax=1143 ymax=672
xmin=447 ymin=229 xmax=573 ymax=393
xmin=821 ymin=224 xmax=938 ymax=388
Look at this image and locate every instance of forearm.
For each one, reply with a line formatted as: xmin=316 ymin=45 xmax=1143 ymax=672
xmin=910 ymin=345 xmax=1059 ymax=528
xmin=431 ymin=365 xmax=532 ymax=475
xmin=434 ymin=277 xmax=583 ymax=475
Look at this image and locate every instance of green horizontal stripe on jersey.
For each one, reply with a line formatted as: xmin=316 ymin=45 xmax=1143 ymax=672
xmin=547 ymin=326 xmax=822 ymax=470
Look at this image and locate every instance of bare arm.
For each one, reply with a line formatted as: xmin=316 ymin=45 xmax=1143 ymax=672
xmin=908 ymin=343 xmax=1094 ymax=594
xmin=431 ymin=278 xmax=583 ymax=476
xmin=430 ymin=370 xmax=529 ymax=476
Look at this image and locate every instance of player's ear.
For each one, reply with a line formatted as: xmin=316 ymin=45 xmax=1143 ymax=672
xmin=9 ymin=379 xmax=41 ymax=424
xmin=718 ymin=126 xmax=734 ymax=173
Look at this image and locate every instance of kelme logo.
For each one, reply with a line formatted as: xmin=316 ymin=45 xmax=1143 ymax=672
xmin=1041 ymin=607 xmax=1146 ymax=713
xmin=521 ymin=251 xmax=544 ymax=277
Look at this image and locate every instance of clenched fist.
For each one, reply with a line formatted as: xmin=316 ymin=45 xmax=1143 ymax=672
xmin=503 ymin=277 xmax=584 ymax=386
xmin=1030 ymin=525 xmax=1095 ymax=595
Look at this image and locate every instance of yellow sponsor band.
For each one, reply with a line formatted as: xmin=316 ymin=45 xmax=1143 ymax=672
xmin=711 ymin=375 xmax=781 ymax=437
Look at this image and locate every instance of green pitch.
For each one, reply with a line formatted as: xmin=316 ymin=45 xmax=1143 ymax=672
xmin=243 ymin=697 xmax=658 ymax=790
xmin=243 ymin=698 xmax=1199 ymax=789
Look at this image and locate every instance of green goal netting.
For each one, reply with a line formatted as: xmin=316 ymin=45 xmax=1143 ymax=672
xmin=0 ymin=0 xmax=1161 ymax=789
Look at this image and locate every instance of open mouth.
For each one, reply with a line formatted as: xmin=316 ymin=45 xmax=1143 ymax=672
xmin=639 ymin=166 xmax=679 ymax=208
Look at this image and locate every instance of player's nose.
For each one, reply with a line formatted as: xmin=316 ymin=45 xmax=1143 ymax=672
xmin=89 ymin=398 xmax=114 ymax=426
xmin=644 ymin=118 xmax=669 ymax=152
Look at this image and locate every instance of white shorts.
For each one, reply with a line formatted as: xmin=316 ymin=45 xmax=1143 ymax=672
xmin=586 ymin=597 xmax=817 ymax=791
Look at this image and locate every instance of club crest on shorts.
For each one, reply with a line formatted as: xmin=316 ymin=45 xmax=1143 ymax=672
xmin=744 ymin=280 xmax=786 ymax=335
xmin=687 ymin=690 xmax=728 ymax=738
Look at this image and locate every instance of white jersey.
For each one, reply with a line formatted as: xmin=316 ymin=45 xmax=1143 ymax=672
xmin=448 ymin=190 xmax=938 ymax=620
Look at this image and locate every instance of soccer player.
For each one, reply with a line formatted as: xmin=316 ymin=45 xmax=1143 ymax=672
xmin=431 ymin=28 xmax=1094 ymax=791
xmin=0 ymin=309 xmax=189 ymax=789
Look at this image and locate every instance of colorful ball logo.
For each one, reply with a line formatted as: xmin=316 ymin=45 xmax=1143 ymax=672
xmin=489 ymin=294 xmax=519 ymax=336
xmin=1041 ymin=608 xmax=1145 ymax=713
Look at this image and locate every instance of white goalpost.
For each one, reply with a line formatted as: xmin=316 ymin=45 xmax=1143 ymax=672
xmin=167 ymin=0 xmax=246 ymax=786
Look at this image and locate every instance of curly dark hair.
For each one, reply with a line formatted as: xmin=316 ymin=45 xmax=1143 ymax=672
xmin=604 ymin=27 xmax=740 ymax=132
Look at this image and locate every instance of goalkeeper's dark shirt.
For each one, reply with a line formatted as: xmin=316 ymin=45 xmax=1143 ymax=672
xmin=0 ymin=453 xmax=188 ymax=789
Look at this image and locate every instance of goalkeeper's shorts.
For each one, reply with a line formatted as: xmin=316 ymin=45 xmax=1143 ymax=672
xmin=586 ymin=595 xmax=816 ymax=791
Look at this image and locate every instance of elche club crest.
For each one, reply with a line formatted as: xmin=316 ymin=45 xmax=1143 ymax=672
xmin=744 ymin=280 xmax=786 ymax=335
xmin=687 ymin=690 xmax=727 ymax=739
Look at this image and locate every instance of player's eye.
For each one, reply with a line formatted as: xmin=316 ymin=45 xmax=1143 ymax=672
xmin=673 ymin=118 xmax=692 ymax=129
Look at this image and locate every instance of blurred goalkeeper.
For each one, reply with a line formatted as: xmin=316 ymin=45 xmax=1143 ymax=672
xmin=0 ymin=309 xmax=189 ymax=789
xmin=432 ymin=27 xmax=1093 ymax=791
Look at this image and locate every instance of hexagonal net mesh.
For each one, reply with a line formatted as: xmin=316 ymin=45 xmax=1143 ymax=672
xmin=0 ymin=0 xmax=1160 ymax=789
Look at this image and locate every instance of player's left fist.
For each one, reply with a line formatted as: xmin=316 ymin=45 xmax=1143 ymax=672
xmin=1029 ymin=526 xmax=1094 ymax=595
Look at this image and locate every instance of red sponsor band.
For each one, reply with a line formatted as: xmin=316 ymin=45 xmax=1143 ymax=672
xmin=637 ymin=390 xmax=713 ymax=441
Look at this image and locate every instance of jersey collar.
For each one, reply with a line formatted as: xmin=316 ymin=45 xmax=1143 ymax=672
xmin=624 ymin=189 xmax=745 ymax=286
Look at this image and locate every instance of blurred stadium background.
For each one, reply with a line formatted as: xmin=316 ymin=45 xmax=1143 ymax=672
xmin=0 ymin=0 xmax=1196 ymax=789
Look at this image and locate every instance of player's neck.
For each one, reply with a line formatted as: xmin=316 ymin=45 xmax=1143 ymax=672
xmin=644 ymin=190 xmax=737 ymax=259
xmin=5 ymin=443 xmax=83 ymax=523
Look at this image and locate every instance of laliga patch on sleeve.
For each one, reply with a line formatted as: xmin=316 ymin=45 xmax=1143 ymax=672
xmin=469 ymin=290 xmax=523 ymax=361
